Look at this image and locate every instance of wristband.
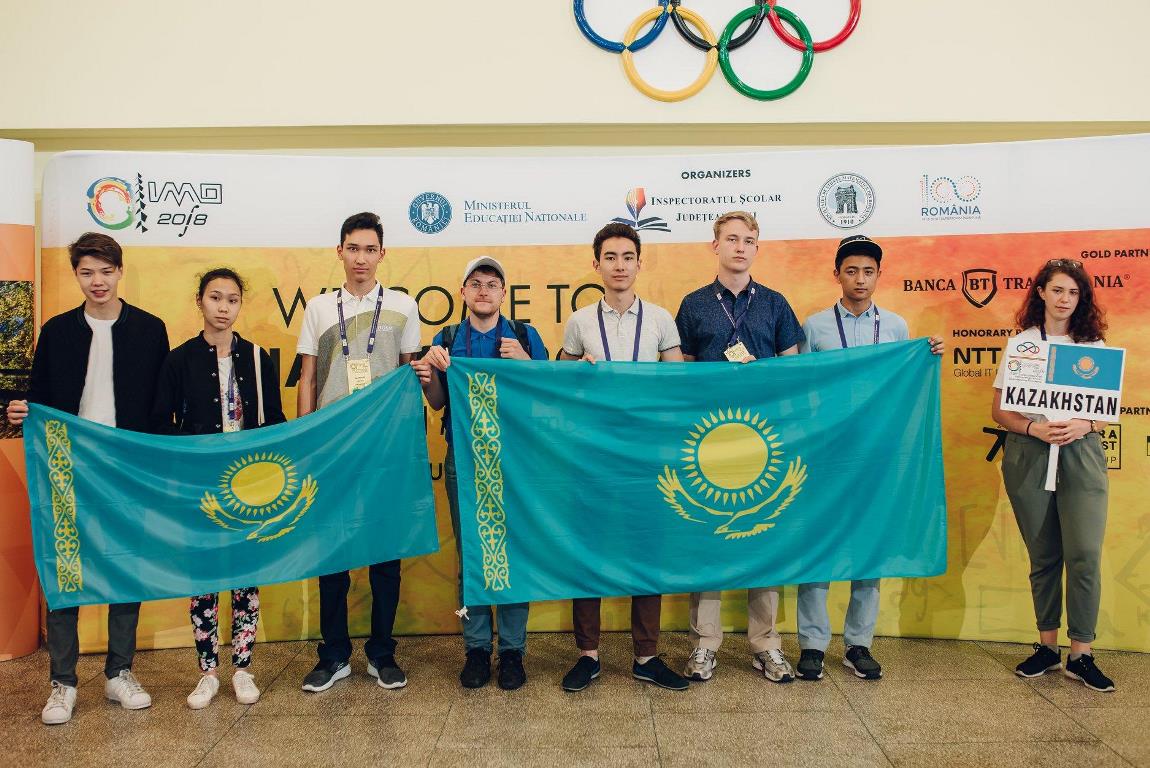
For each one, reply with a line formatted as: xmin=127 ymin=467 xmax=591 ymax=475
xmin=1025 ymin=421 xmax=1033 ymax=437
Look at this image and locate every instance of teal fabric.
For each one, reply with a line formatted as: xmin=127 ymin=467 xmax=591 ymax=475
xmin=25 ymin=366 xmax=438 ymax=610
xmin=1048 ymin=343 xmax=1123 ymax=391
xmin=448 ymin=338 xmax=946 ymax=605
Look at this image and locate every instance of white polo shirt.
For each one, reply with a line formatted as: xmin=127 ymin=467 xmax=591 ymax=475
xmin=563 ymin=297 xmax=680 ymax=363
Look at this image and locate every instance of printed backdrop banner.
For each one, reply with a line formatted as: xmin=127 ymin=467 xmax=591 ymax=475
xmin=0 ymin=138 xmax=37 ymax=659
xmin=38 ymin=135 xmax=1150 ymax=651
xmin=24 ymin=368 xmax=437 ymax=610
xmin=449 ymin=343 xmax=946 ymax=606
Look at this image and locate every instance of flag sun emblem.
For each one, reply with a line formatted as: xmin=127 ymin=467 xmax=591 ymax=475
xmin=200 ymin=452 xmax=317 ymax=542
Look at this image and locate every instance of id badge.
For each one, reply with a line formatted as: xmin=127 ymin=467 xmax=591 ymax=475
xmin=347 ymin=358 xmax=372 ymax=393
xmin=223 ymin=421 xmax=242 ymax=433
xmin=723 ymin=342 xmax=751 ymax=362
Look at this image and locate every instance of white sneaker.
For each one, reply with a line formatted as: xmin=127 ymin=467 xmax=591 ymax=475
xmin=41 ymin=681 xmax=77 ymax=725
xmin=232 ymin=670 xmax=260 ymax=704
xmin=104 ymin=670 xmax=152 ymax=710
xmin=186 ymin=674 xmax=220 ymax=710
xmin=752 ymin=649 xmax=796 ymax=683
xmin=683 ymin=647 xmax=717 ymax=681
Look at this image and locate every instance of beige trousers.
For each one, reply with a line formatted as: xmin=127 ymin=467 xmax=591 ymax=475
xmin=689 ymin=588 xmax=781 ymax=653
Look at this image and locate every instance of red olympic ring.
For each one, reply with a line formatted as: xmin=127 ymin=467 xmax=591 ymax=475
xmin=766 ymin=0 xmax=860 ymax=53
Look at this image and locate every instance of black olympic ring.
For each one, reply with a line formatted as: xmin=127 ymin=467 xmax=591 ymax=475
xmin=671 ymin=0 xmax=768 ymax=53
xmin=1017 ymin=342 xmax=1041 ymax=354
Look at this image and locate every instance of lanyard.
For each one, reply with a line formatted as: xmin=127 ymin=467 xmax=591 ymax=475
xmin=223 ymin=335 xmax=240 ymax=422
xmin=336 ymin=286 xmax=384 ymax=358
xmin=716 ymin=285 xmax=755 ymax=343
xmin=597 ymin=299 xmax=644 ymax=362
xmin=1040 ymin=325 xmax=1046 ymax=341
xmin=463 ymin=317 xmax=505 ymax=358
xmin=834 ymin=303 xmax=880 ymax=348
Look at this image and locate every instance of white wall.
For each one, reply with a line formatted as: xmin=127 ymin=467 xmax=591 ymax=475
xmin=3 ymin=0 xmax=1150 ymax=129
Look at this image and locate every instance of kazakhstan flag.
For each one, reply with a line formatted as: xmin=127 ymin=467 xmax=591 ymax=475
xmin=25 ymin=366 xmax=438 ymax=610
xmin=449 ymin=338 xmax=946 ymax=605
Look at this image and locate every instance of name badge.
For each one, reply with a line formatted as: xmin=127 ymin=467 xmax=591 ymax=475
xmin=724 ymin=342 xmax=752 ymax=363
xmin=222 ymin=421 xmax=242 ymax=433
xmin=347 ymin=358 xmax=372 ymax=393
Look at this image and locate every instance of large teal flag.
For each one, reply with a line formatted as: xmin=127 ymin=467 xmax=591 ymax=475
xmin=449 ymin=339 xmax=946 ymax=605
xmin=25 ymin=367 xmax=438 ymax=610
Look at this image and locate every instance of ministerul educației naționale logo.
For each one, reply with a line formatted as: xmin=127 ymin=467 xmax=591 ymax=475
xmin=659 ymin=409 xmax=806 ymax=540
xmin=199 ymin=452 xmax=317 ymax=542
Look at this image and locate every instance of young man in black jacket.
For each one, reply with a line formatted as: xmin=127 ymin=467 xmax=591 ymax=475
xmin=7 ymin=232 xmax=169 ymax=725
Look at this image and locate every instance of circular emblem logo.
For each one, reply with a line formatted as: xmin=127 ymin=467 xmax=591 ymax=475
xmin=817 ymin=173 xmax=875 ymax=229
xmin=408 ymin=192 xmax=452 ymax=234
xmin=1007 ymin=360 xmax=1021 ymax=372
xmin=85 ymin=177 xmax=133 ymax=230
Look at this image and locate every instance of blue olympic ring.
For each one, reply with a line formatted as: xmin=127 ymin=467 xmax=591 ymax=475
xmin=1017 ymin=342 xmax=1041 ymax=354
xmin=574 ymin=0 xmax=670 ymax=53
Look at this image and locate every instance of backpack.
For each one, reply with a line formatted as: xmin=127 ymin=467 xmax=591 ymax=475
xmin=438 ymin=319 xmax=546 ymax=359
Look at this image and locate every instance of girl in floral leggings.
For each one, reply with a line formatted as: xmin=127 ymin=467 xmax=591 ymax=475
xmin=151 ymin=267 xmax=286 ymax=709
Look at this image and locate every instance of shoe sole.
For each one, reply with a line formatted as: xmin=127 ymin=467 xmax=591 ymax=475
xmin=41 ymin=714 xmax=72 ymax=725
xmin=843 ymin=659 xmax=882 ymax=680
xmin=1064 ymin=669 xmax=1116 ymax=692
xmin=632 ymin=671 xmax=689 ymax=691
xmin=798 ymin=667 xmax=825 ymax=681
xmin=186 ymin=697 xmax=214 ymax=710
xmin=1015 ymin=662 xmax=1061 ymax=679
xmin=105 ymin=693 xmax=152 ymax=710
xmin=301 ymin=663 xmax=351 ymax=692
xmin=562 ymin=669 xmax=600 ymax=692
xmin=367 ymin=665 xmax=408 ymax=689
xmin=752 ymin=658 xmax=794 ymax=683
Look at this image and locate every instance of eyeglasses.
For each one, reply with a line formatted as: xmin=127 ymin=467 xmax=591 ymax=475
xmin=465 ymin=280 xmax=503 ymax=292
xmin=1046 ymin=259 xmax=1082 ymax=269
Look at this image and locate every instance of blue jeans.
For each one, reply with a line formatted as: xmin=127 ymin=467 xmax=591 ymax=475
xmin=797 ymin=580 xmax=880 ymax=651
xmin=445 ymin=448 xmax=529 ymax=653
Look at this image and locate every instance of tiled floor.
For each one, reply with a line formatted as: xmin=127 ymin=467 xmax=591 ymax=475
xmin=2 ymin=633 xmax=1146 ymax=767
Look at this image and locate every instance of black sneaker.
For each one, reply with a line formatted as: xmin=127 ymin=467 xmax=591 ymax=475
xmin=561 ymin=656 xmax=600 ymax=692
xmin=300 ymin=659 xmax=350 ymax=692
xmin=1064 ymin=654 xmax=1116 ymax=692
xmin=843 ymin=646 xmax=882 ymax=680
xmin=367 ymin=656 xmax=408 ymax=689
xmin=497 ymin=650 xmax=527 ymax=691
xmin=632 ymin=656 xmax=689 ymax=691
xmin=459 ymin=648 xmax=491 ymax=689
xmin=1015 ymin=643 xmax=1061 ymax=678
xmin=797 ymin=649 xmax=825 ymax=681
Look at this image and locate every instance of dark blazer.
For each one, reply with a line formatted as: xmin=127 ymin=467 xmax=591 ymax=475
xmin=151 ymin=331 xmax=286 ymax=435
xmin=28 ymin=301 xmax=169 ymax=433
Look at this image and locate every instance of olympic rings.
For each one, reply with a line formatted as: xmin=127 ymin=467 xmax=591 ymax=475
xmin=767 ymin=0 xmax=860 ymax=53
xmin=573 ymin=1 xmax=861 ymax=101
xmin=720 ymin=5 xmax=812 ymax=101
xmin=672 ymin=0 xmax=768 ymax=53
xmin=622 ymin=6 xmax=718 ymax=103
xmin=573 ymin=0 xmax=670 ymax=54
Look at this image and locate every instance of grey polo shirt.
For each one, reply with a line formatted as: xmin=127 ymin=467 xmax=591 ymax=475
xmin=563 ymin=297 xmax=680 ymax=362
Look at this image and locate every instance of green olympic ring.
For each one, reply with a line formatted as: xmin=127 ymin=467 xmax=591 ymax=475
xmin=719 ymin=4 xmax=813 ymax=101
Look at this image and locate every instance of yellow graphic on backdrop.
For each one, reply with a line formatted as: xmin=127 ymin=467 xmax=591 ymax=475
xmin=467 ymin=372 xmax=510 ymax=590
xmin=199 ymin=452 xmax=317 ymax=542
xmin=46 ymin=420 xmax=82 ymax=592
xmin=658 ymin=409 xmax=806 ymax=540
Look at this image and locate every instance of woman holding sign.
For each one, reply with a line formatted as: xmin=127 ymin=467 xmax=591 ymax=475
xmin=991 ymin=259 xmax=1113 ymax=692
xmin=151 ymin=267 xmax=285 ymax=709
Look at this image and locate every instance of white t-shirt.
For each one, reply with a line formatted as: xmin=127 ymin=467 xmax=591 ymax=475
xmin=562 ymin=297 xmax=680 ymax=363
xmin=78 ymin=314 xmax=116 ymax=427
xmin=218 ymin=356 xmax=243 ymax=432
xmin=993 ymin=326 xmax=1105 ymax=423
xmin=296 ymin=282 xmax=421 ymax=409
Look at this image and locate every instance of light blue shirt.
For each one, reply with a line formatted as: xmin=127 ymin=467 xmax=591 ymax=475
xmin=800 ymin=301 xmax=909 ymax=353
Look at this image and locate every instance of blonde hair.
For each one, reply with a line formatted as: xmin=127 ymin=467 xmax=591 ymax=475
xmin=712 ymin=211 xmax=760 ymax=239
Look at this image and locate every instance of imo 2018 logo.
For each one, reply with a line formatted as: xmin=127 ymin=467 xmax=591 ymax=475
xmin=409 ymin=192 xmax=452 ymax=234
xmin=86 ymin=177 xmax=134 ymax=230
xmin=817 ymin=173 xmax=875 ymax=229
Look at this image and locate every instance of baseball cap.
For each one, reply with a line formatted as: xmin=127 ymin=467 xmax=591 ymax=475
xmin=835 ymin=235 xmax=882 ymax=269
xmin=462 ymin=256 xmax=506 ymax=285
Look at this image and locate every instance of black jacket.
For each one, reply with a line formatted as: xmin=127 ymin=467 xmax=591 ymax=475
xmin=28 ymin=301 xmax=169 ymax=433
xmin=151 ymin=331 xmax=286 ymax=435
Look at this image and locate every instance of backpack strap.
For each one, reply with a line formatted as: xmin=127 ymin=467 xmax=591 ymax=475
xmin=438 ymin=323 xmax=460 ymax=351
xmin=509 ymin=320 xmax=547 ymax=359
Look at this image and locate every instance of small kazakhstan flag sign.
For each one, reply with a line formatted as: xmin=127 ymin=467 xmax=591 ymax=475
xmin=449 ymin=339 xmax=947 ymax=605
xmin=24 ymin=366 xmax=438 ymax=610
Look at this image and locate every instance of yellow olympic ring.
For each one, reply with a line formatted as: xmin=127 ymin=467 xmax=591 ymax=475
xmin=621 ymin=6 xmax=718 ymax=103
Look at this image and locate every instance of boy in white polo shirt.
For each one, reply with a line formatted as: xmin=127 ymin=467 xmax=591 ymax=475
xmin=296 ymin=211 xmax=421 ymax=692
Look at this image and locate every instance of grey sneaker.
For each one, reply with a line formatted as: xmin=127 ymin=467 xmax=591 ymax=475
xmin=367 ymin=656 xmax=408 ymax=689
xmin=752 ymin=649 xmax=795 ymax=683
xmin=683 ymin=647 xmax=717 ymax=681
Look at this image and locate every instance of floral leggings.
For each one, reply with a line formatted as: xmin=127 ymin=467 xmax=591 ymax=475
xmin=190 ymin=588 xmax=259 ymax=672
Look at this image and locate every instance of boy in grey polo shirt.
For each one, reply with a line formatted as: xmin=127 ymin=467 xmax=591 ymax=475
xmin=557 ymin=222 xmax=688 ymax=693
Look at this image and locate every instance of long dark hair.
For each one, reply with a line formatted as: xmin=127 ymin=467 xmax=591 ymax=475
xmin=1014 ymin=262 xmax=1106 ymax=342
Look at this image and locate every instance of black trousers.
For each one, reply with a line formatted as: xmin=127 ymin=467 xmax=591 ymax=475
xmin=47 ymin=603 xmax=140 ymax=686
xmin=317 ymin=561 xmax=401 ymax=663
